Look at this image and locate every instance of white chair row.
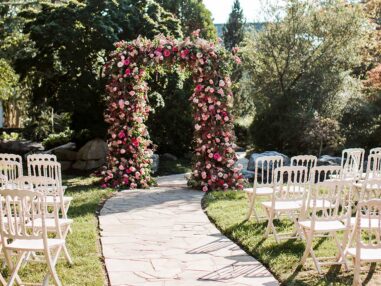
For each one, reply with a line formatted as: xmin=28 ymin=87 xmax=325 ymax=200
xmin=244 ymin=149 xmax=381 ymax=285
xmin=0 ymin=187 xmax=72 ymax=286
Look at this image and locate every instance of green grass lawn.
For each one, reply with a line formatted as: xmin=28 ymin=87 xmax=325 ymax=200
xmin=203 ymin=191 xmax=381 ymax=286
xmin=13 ymin=175 xmax=114 ymax=286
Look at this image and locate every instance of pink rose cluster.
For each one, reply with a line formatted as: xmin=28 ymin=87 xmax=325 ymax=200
xmin=101 ymin=34 xmax=244 ymax=191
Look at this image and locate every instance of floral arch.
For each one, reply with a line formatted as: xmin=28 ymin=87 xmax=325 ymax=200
xmin=101 ymin=33 xmax=244 ymax=191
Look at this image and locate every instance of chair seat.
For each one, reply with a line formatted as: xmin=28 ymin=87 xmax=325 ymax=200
xmin=26 ymin=218 xmax=73 ymax=229
xmin=7 ymin=238 xmax=65 ymax=251
xmin=347 ymin=217 xmax=381 ymax=229
xmin=347 ymin=247 xmax=381 ymax=262
xmin=299 ymin=220 xmax=347 ymax=232
xmin=262 ymin=200 xmax=303 ymax=211
xmin=243 ymin=187 xmax=274 ymax=195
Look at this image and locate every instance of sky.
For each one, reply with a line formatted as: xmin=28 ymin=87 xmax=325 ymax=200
xmin=203 ymin=0 xmax=275 ymax=23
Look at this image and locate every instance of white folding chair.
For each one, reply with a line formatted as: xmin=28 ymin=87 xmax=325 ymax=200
xmin=299 ymin=166 xmax=351 ymax=273
xmin=345 ymin=199 xmax=381 ymax=286
xmin=262 ymin=166 xmax=309 ymax=242
xmin=27 ymin=153 xmax=57 ymax=176
xmin=353 ymin=155 xmax=381 ymax=201
xmin=244 ymin=155 xmax=283 ymax=221
xmin=341 ymin=148 xmax=365 ymax=181
xmin=27 ymin=161 xmax=72 ymax=219
xmin=0 ymin=188 xmax=65 ymax=286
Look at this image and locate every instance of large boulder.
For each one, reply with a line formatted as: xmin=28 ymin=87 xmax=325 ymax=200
xmin=0 ymin=140 xmax=44 ymax=154
xmin=317 ymin=155 xmax=342 ymax=166
xmin=77 ymin=138 xmax=107 ymax=160
xmin=247 ymin=151 xmax=290 ymax=171
xmin=53 ymin=149 xmax=78 ymax=161
xmin=72 ymin=158 xmax=106 ymax=170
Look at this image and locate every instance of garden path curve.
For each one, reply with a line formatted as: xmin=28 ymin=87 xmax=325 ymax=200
xmin=99 ymin=174 xmax=278 ymax=286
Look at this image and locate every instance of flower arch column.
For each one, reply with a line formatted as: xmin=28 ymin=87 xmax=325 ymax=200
xmin=102 ymin=34 xmax=244 ymax=191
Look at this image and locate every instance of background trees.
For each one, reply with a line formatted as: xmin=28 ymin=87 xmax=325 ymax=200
xmin=239 ymin=0 xmax=367 ymax=155
xmin=223 ymin=0 xmax=245 ymax=50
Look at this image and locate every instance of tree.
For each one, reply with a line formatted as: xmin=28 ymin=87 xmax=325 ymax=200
xmin=156 ymin=0 xmax=217 ymax=40
xmin=223 ymin=0 xmax=245 ymax=50
xmin=14 ymin=0 xmax=182 ymax=141
xmin=240 ymin=0 xmax=366 ymax=154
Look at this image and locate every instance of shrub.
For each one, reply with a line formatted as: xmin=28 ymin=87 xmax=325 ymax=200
xmin=42 ymin=128 xmax=73 ymax=150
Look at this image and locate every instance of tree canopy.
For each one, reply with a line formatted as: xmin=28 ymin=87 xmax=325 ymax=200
xmin=223 ymin=0 xmax=245 ymax=50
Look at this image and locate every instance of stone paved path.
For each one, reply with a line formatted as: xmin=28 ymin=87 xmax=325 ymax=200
xmin=100 ymin=175 xmax=278 ymax=286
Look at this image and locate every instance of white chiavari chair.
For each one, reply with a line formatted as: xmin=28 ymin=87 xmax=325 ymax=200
xmin=345 ymin=199 xmax=381 ymax=286
xmin=299 ymin=166 xmax=351 ymax=273
xmin=0 ymin=188 xmax=65 ymax=286
xmin=244 ymin=156 xmax=283 ymax=221
xmin=262 ymin=166 xmax=309 ymax=242
xmin=341 ymin=148 xmax=365 ymax=181
xmin=26 ymin=161 xmax=72 ymax=219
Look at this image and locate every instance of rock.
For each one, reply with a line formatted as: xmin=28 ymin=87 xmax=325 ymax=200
xmin=60 ymin=161 xmax=73 ymax=171
xmin=247 ymin=151 xmax=290 ymax=171
xmin=151 ymin=154 xmax=159 ymax=173
xmin=46 ymin=142 xmax=76 ymax=153
xmin=54 ymin=149 xmax=78 ymax=161
xmin=72 ymin=158 xmax=105 ymax=170
xmin=0 ymin=140 xmax=44 ymax=154
xmin=161 ymin=153 xmax=178 ymax=161
xmin=317 ymin=155 xmax=342 ymax=166
xmin=241 ymin=169 xmax=255 ymax=180
xmin=77 ymin=139 xmax=107 ymax=160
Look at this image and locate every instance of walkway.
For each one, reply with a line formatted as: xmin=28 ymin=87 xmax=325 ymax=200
xmin=99 ymin=174 xmax=278 ymax=286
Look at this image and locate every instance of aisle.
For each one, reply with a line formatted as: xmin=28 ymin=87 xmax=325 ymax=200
xmin=99 ymin=175 xmax=278 ymax=286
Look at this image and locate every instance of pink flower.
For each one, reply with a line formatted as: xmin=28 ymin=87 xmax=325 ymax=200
xmin=180 ymin=49 xmax=190 ymax=59
xmin=202 ymin=186 xmax=208 ymax=192
xmin=194 ymin=124 xmax=201 ymax=131
xmin=125 ymin=68 xmax=131 ymax=76
xmin=118 ymin=99 xmax=125 ymax=109
xmin=124 ymin=58 xmax=130 ymax=66
xmin=195 ymin=85 xmax=203 ymax=92
xmin=118 ymin=131 xmax=125 ymax=139
xmin=120 ymin=149 xmax=126 ymax=154
xmin=213 ymin=153 xmax=222 ymax=161
xmin=131 ymin=138 xmax=139 ymax=147
xmin=163 ymin=49 xmax=171 ymax=57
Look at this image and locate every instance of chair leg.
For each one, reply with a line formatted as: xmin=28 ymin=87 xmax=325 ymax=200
xmin=7 ymin=252 xmax=25 ymax=286
xmin=333 ymin=232 xmax=349 ymax=271
xmin=352 ymin=257 xmax=361 ymax=286
xmin=44 ymin=247 xmax=63 ymax=286
xmin=59 ymin=225 xmax=73 ymax=265
xmin=264 ymin=207 xmax=273 ymax=238
xmin=246 ymin=193 xmax=253 ymax=220
xmin=3 ymin=249 xmax=23 ymax=286
xmin=299 ymin=229 xmax=312 ymax=266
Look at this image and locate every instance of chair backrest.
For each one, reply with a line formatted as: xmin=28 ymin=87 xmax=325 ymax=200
xmin=0 ymin=160 xmax=23 ymax=182
xmin=28 ymin=161 xmax=62 ymax=187
xmin=27 ymin=154 xmax=57 ymax=176
xmin=254 ymin=156 xmax=283 ymax=188
xmin=341 ymin=148 xmax=365 ymax=179
xmin=370 ymin=147 xmax=381 ymax=155
xmin=0 ymin=153 xmax=22 ymax=163
xmin=0 ymin=188 xmax=48 ymax=242
xmin=291 ymin=155 xmax=317 ymax=180
xmin=273 ymin=166 xmax=309 ymax=201
xmin=350 ymin=199 xmax=381 ymax=251
xmin=364 ymin=154 xmax=381 ymax=180
xmin=308 ymin=166 xmax=349 ymax=221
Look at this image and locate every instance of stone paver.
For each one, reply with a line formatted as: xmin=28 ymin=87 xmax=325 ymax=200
xmin=100 ymin=177 xmax=278 ymax=286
